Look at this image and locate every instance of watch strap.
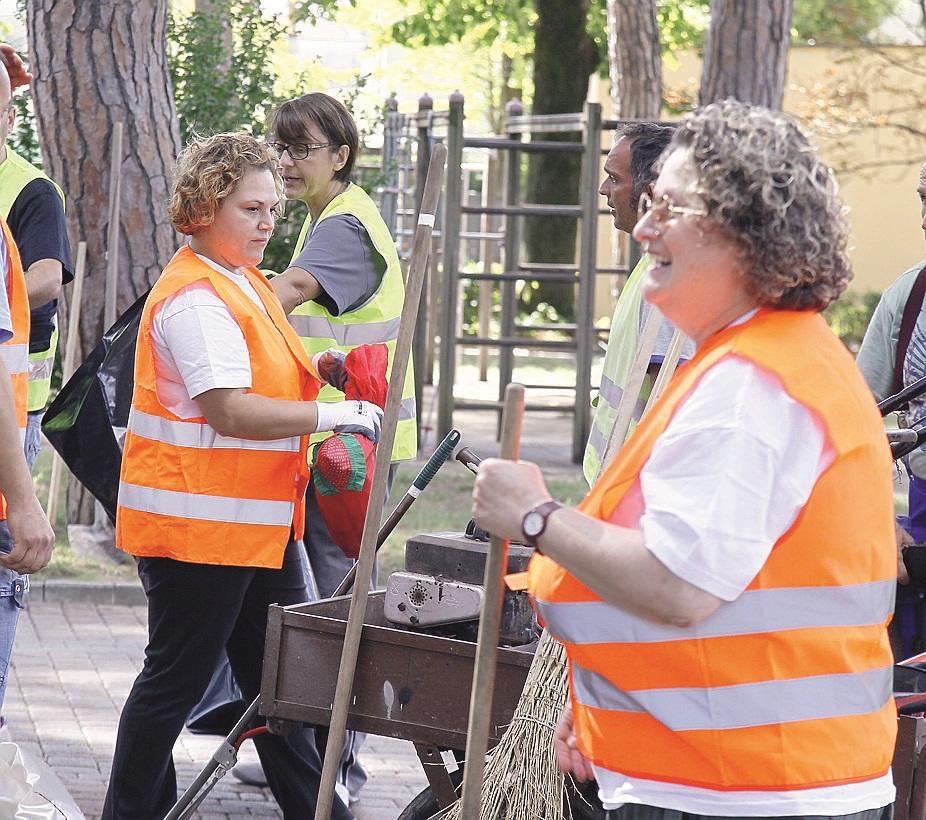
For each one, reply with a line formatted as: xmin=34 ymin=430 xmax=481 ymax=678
xmin=521 ymin=500 xmax=563 ymax=549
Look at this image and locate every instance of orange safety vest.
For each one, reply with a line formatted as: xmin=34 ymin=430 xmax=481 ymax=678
xmin=0 ymin=220 xmax=29 ymax=521
xmin=115 ymin=246 xmax=320 ymax=568
xmin=530 ymin=309 xmax=897 ymax=793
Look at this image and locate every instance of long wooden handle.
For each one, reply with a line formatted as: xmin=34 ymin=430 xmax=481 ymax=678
xmin=46 ymin=240 xmax=87 ymax=525
xmin=314 ymin=142 xmax=448 ymax=820
xmin=641 ymin=327 xmax=686 ymax=417
xmin=460 ymin=382 xmax=525 ymax=820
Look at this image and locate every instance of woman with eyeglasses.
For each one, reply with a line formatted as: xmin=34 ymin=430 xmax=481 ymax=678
xmin=267 ymin=93 xmax=416 ymax=599
xmin=472 ymin=100 xmax=897 ymax=820
xmin=103 ymin=133 xmax=372 ymax=820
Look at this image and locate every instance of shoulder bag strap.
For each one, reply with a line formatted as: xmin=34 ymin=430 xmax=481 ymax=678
xmin=893 ymin=264 xmax=926 ymax=395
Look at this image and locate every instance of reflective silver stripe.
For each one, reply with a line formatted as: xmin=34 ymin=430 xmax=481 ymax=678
xmin=571 ymin=662 xmax=893 ymax=731
xmin=118 ymin=482 xmax=294 ymax=527
xmin=399 ymin=396 xmax=416 ymax=421
xmin=535 ymin=580 xmax=895 ymax=645
xmin=289 ymin=314 xmax=401 ymax=346
xmin=0 ymin=343 xmax=28 ymax=375
xmin=128 ymin=408 xmax=300 ymax=453
xmin=597 ymin=374 xmax=623 ymax=410
xmin=28 ymin=356 xmax=54 ymax=381
xmin=586 ymin=419 xmax=607 ymax=457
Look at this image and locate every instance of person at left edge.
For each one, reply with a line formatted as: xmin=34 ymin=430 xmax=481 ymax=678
xmin=103 ymin=133 xmax=376 ymax=820
xmin=0 ymin=58 xmax=72 ymax=473
xmin=0 ymin=59 xmax=66 ymax=716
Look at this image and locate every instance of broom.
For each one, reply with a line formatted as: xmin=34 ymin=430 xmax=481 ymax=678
xmin=442 ymin=308 xmax=684 ymax=819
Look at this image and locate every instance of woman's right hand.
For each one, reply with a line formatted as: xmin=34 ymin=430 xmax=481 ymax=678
xmin=553 ymin=703 xmax=595 ymax=782
xmin=315 ymin=400 xmax=383 ymax=442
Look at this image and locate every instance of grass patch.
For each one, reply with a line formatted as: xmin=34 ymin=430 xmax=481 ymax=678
xmin=376 ymin=461 xmax=588 ymax=580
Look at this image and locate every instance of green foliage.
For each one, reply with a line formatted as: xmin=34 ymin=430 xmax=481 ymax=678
xmin=792 ymin=0 xmax=901 ymax=44
xmin=168 ymin=0 xmax=287 ymax=144
xmin=8 ymin=92 xmax=42 ymax=167
xmin=823 ymin=289 xmax=882 ymax=353
xmin=656 ymin=0 xmax=900 ymax=59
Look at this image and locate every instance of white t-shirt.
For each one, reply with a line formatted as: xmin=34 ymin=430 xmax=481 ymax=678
xmin=150 ymin=254 xmax=267 ymax=419
xmin=595 ymin=354 xmax=895 ymax=815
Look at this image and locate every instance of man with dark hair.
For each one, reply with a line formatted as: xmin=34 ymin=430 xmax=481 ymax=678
xmin=583 ymin=123 xmax=693 ymax=484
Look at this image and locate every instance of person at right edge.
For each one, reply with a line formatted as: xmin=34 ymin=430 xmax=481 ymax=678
xmin=473 ymin=100 xmax=896 ymax=820
xmin=857 ymin=158 xmax=926 ymax=658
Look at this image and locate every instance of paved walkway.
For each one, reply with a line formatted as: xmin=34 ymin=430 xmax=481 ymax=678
xmin=7 ymin=598 xmax=429 ymax=819
xmin=7 ymin=385 xmax=579 ymax=818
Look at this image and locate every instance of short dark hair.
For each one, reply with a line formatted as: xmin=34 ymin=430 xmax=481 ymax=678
xmin=617 ymin=122 xmax=675 ymax=203
xmin=269 ymin=93 xmax=358 ymax=183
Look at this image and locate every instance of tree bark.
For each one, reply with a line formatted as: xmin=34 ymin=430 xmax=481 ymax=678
xmin=523 ymin=0 xmax=599 ymax=319
xmin=607 ymin=0 xmax=662 ymax=120
xmin=699 ymin=0 xmax=795 ymax=109
xmin=27 ymin=0 xmax=181 ymax=523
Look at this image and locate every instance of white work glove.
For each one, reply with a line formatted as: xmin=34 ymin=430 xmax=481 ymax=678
xmin=315 ymin=400 xmax=383 ymax=443
xmin=311 ymin=348 xmax=348 ymax=391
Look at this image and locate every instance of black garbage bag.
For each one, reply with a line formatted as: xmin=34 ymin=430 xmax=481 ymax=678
xmin=42 ymin=292 xmax=148 ymax=524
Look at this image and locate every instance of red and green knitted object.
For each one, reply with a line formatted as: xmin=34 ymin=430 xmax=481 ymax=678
xmin=311 ymin=343 xmax=389 ymax=559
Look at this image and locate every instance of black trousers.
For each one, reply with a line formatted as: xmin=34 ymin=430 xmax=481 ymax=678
xmin=102 ymin=540 xmax=352 ymax=820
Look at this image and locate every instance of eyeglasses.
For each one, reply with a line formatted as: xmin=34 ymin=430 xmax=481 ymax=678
xmin=637 ymin=191 xmax=708 ymax=225
xmin=267 ymin=141 xmax=332 ymax=160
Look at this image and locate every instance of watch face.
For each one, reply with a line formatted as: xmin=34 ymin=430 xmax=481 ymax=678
xmin=523 ymin=510 xmax=545 ymax=538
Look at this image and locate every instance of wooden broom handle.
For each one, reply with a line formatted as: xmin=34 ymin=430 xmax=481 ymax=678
xmin=460 ymin=382 xmax=526 ymax=819
xmin=313 ymin=143 xmax=448 ymax=820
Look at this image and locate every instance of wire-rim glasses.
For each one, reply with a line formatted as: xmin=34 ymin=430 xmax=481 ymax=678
xmin=637 ymin=191 xmax=708 ymax=225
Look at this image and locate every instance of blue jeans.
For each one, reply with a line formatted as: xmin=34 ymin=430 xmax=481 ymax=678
xmin=0 ymin=523 xmax=28 ymax=711
xmin=24 ymin=411 xmax=43 ymax=474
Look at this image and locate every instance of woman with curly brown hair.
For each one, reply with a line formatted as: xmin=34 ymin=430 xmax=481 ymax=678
xmin=473 ymin=100 xmax=896 ymax=820
xmin=103 ymin=133 xmax=366 ymax=820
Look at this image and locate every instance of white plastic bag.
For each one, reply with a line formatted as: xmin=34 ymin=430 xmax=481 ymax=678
xmin=0 ymin=741 xmax=84 ymax=820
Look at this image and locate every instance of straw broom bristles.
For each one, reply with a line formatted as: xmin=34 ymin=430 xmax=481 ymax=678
xmin=438 ymin=629 xmax=572 ymax=819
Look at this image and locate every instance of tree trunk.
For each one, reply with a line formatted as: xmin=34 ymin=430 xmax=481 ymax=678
xmin=523 ymin=0 xmax=598 ymax=319
xmin=699 ymin=0 xmax=795 ymax=109
xmin=27 ymin=0 xmax=181 ymax=524
xmin=195 ymin=0 xmax=234 ymax=86
xmin=607 ymin=0 xmax=662 ymax=120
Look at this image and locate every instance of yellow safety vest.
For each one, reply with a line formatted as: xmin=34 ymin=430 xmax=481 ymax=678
xmin=0 ymin=149 xmax=66 ymax=412
xmin=288 ymin=183 xmax=416 ymax=461
xmin=582 ymin=254 xmax=650 ymax=485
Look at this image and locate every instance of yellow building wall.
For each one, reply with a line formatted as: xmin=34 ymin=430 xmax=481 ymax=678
xmin=589 ymin=45 xmax=926 ymax=320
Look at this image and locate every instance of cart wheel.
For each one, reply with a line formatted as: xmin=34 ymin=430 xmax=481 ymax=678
xmin=396 ymin=768 xmax=463 ymax=820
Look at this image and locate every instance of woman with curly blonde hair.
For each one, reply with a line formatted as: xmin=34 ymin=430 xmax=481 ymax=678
xmin=103 ymin=132 xmax=368 ymax=820
xmin=473 ymin=100 xmax=896 ymax=820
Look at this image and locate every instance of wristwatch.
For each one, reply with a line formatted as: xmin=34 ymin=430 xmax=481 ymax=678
xmin=521 ymin=500 xmax=562 ymax=550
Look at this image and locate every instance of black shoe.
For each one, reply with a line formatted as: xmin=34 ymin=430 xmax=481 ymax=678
xmin=231 ymin=760 xmax=268 ymax=787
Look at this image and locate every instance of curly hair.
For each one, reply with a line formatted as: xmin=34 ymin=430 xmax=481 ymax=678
xmin=665 ymin=100 xmax=851 ymax=311
xmin=169 ymin=132 xmax=284 ymax=235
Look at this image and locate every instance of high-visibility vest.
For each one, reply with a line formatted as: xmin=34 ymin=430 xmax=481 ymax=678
xmin=288 ymin=183 xmax=416 ymax=461
xmin=115 ymin=246 xmax=320 ymax=568
xmin=583 ymin=254 xmax=652 ymax=485
xmin=530 ymin=309 xmax=897 ymax=793
xmin=0 ymin=149 xmax=66 ymax=413
xmin=0 ymin=220 xmax=30 ymax=520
